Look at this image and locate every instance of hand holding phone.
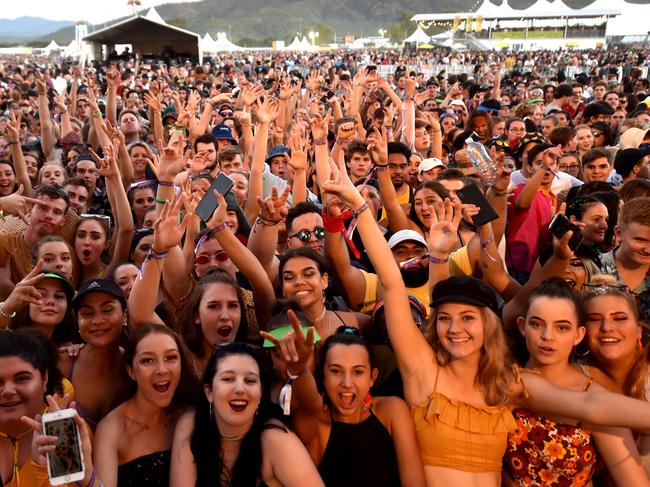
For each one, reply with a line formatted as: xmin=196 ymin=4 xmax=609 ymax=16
xmin=41 ymin=408 xmax=85 ymax=485
xmin=456 ymin=183 xmax=499 ymax=227
xmin=194 ymin=173 xmax=234 ymax=222
xmin=549 ymin=213 xmax=583 ymax=252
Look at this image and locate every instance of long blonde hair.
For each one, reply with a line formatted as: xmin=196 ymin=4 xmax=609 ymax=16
xmin=426 ymin=306 xmax=513 ymax=406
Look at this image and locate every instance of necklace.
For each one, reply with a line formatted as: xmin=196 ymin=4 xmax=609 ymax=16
xmin=221 ymin=433 xmax=245 ymax=441
xmin=314 ymin=306 xmax=327 ymax=323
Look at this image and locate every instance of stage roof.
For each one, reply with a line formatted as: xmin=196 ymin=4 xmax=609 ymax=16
xmin=411 ymin=9 xmax=620 ymax=21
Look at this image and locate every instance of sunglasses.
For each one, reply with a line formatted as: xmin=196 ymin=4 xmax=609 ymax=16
xmin=195 ymin=252 xmax=229 ymax=265
xmin=399 ymin=255 xmax=427 ymax=270
xmin=219 ymin=111 xmax=233 ymax=117
xmin=129 ymin=180 xmax=156 ymax=191
xmin=80 ymin=214 xmax=112 ymax=227
xmin=592 ymin=131 xmax=603 ymax=137
xmin=289 ymin=227 xmax=326 ymax=243
xmin=583 ymin=283 xmax=631 ymax=295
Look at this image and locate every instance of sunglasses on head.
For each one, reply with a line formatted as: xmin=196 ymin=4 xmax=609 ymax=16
xmin=195 ymin=252 xmax=229 ymax=265
xmin=289 ymin=227 xmax=326 ymax=243
xmin=583 ymin=283 xmax=631 ymax=295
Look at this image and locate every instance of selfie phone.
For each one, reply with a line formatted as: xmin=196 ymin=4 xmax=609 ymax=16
xmin=194 ymin=172 xmax=235 ymax=222
xmin=41 ymin=408 xmax=85 ymax=485
xmin=456 ymin=183 xmax=499 ymax=227
xmin=367 ymin=65 xmax=377 ymax=73
xmin=549 ymin=213 xmax=583 ymax=251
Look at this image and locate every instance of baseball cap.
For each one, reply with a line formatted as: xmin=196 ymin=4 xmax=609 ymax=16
xmin=265 ymin=145 xmax=290 ymax=163
xmin=72 ymin=279 xmax=127 ymax=310
xmin=430 ymin=276 xmax=500 ymax=314
xmin=41 ymin=271 xmax=75 ymax=301
xmin=387 ymin=230 xmax=427 ymax=249
xmin=582 ymin=102 xmax=614 ymax=120
xmin=619 ymin=127 xmax=650 ymax=151
xmin=418 ymin=158 xmax=445 ymax=174
xmin=449 ymin=99 xmax=467 ymax=109
xmin=211 ymin=124 xmax=236 ymax=142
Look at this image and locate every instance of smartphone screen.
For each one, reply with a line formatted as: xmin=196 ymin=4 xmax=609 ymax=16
xmin=549 ymin=213 xmax=583 ymax=251
xmin=43 ymin=416 xmax=83 ymax=481
xmin=456 ymin=183 xmax=499 ymax=227
xmin=194 ymin=173 xmax=235 ymax=222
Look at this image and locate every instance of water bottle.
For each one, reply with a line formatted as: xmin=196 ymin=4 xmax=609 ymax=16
xmin=465 ymin=137 xmax=498 ymax=187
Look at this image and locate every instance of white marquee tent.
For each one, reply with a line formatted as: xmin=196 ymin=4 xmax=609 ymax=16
xmin=405 ymin=27 xmax=430 ymax=43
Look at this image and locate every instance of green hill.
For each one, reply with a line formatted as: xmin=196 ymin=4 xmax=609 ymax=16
xmin=37 ymin=0 xmax=650 ymax=46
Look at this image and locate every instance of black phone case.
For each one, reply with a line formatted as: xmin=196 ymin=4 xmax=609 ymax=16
xmin=194 ymin=173 xmax=234 ymax=222
xmin=456 ymin=183 xmax=499 ymax=227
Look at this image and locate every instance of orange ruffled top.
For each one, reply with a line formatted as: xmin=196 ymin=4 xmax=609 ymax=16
xmin=411 ymin=366 xmax=517 ymax=473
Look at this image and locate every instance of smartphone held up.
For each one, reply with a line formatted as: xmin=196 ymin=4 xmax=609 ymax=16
xmin=41 ymin=408 xmax=85 ymax=485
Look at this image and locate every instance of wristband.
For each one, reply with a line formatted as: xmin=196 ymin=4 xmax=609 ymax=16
xmin=77 ymin=467 xmax=95 ymax=487
xmin=313 ymin=139 xmax=327 ymax=146
xmin=155 ymin=197 xmax=169 ymax=205
xmin=211 ymin=222 xmax=228 ymax=234
xmin=480 ymin=234 xmax=497 ymax=263
xmin=7 ymin=141 xmax=18 ymax=145
xmin=335 ymin=138 xmax=351 ymax=145
xmin=375 ymin=164 xmax=389 ymax=171
xmin=256 ymin=216 xmax=280 ymax=227
xmin=193 ymin=223 xmax=228 ymax=255
xmin=428 ymin=254 xmax=449 ymax=264
xmin=92 ymin=110 xmax=102 ymax=118
xmin=0 ymin=302 xmax=16 ymax=319
xmin=352 ymin=202 xmax=369 ymax=218
xmin=157 ymin=180 xmax=174 ymax=187
xmin=280 ymin=367 xmax=308 ymax=415
xmin=139 ymin=248 xmax=169 ymax=280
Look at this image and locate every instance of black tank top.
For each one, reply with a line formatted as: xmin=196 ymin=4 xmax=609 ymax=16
xmin=318 ymin=411 xmax=401 ymax=487
xmin=117 ymin=450 xmax=171 ymax=487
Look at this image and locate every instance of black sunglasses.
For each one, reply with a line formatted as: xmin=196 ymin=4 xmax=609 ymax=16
xmin=289 ymin=227 xmax=326 ymax=243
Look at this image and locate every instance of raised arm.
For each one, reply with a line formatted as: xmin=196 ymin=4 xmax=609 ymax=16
xmin=321 ymin=153 xmax=437 ymax=404
xmin=246 ymin=185 xmax=290 ymax=283
xmin=206 ymin=191 xmax=276 ymax=328
xmin=128 ymin=194 xmax=189 ymax=329
xmin=260 ymin=313 xmax=322 ymax=447
xmin=35 ymin=74 xmax=55 ymax=158
xmin=91 ymin=142 xmax=134 ymax=276
xmin=6 ymin=111 xmax=34 ymax=196
xmin=105 ymin=65 xmax=119 ymax=128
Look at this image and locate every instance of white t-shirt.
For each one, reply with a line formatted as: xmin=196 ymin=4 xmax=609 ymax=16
xmin=508 ymin=169 xmax=583 ymax=195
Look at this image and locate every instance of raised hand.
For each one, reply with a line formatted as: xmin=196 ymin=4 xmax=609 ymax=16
xmin=153 ymin=193 xmax=190 ymax=252
xmin=156 ymin=135 xmax=190 ymax=180
xmin=321 ymin=150 xmax=364 ymax=209
xmin=286 ymin=135 xmax=308 ymax=171
xmin=255 ymin=96 xmax=280 ymax=124
xmin=367 ymin=126 xmax=388 ymax=165
xmin=256 ymin=185 xmax=290 ymax=223
xmin=309 ymin=107 xmax=332 ymax=143
xmin=106 ymin=65 xmax=120 ymax=89
xmin=5 ymin=111 xmax=20 ymax=142
xmin=239 ymin=84 xmax=263 ymax=107
xmin=0 ymin=185 xmax=41 ymax=222
xmin=89 ymin=144 xmax=120 ymax=179
xmin=426 ymin=199 xmax=463 ymax=256
xmin=337 ymin=120 xmax=355 ymax=143
xmin=205 ymin=191 xmax=228 ymax=230
xmin=143 ymin=91 xmax=162 ymax=112
xmin=260 ymin=310 xmax=315 ymax=373
xmin=1 ymin=259 xmax=46 ymax=314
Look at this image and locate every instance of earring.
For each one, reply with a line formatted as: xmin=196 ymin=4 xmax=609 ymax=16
xmin=209 ymin=402 xmax=213 ymax=419
xmin=362 ymin=392 xmax=372 ymax=411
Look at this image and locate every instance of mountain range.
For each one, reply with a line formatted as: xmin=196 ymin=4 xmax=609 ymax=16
xmin=2 ymin=0 xmax=649 ymax=46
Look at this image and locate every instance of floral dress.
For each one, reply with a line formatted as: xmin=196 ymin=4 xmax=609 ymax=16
xmin=502 ymin=407 xmax=597 ymax=486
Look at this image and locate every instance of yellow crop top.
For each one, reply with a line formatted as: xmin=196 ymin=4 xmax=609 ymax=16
xmin=410 ymin=367 xmax=517 ymax=473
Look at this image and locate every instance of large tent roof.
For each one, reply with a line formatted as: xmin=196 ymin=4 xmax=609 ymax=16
xmin=84 ymin=8 xmax=199 ymax=45
xmin=412 ymin=0 xmax=620 ymax=21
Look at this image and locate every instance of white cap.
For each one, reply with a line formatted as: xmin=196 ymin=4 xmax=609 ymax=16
xmin=418 ymin=158 xmax=446 ymax=174
xmin=387 ymin=230 xmax=427 ymax=249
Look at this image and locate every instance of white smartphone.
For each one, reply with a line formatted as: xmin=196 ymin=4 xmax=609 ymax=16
xmin=41 ymin=408 xmax=85 ymax=485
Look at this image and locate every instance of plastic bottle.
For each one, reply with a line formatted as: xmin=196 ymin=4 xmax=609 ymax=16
xmin=465 ymin=137 xmax=498 ymax=187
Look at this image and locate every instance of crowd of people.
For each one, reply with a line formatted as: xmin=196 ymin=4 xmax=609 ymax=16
xmin=1 ymin=45 xmax=650 ymax=487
